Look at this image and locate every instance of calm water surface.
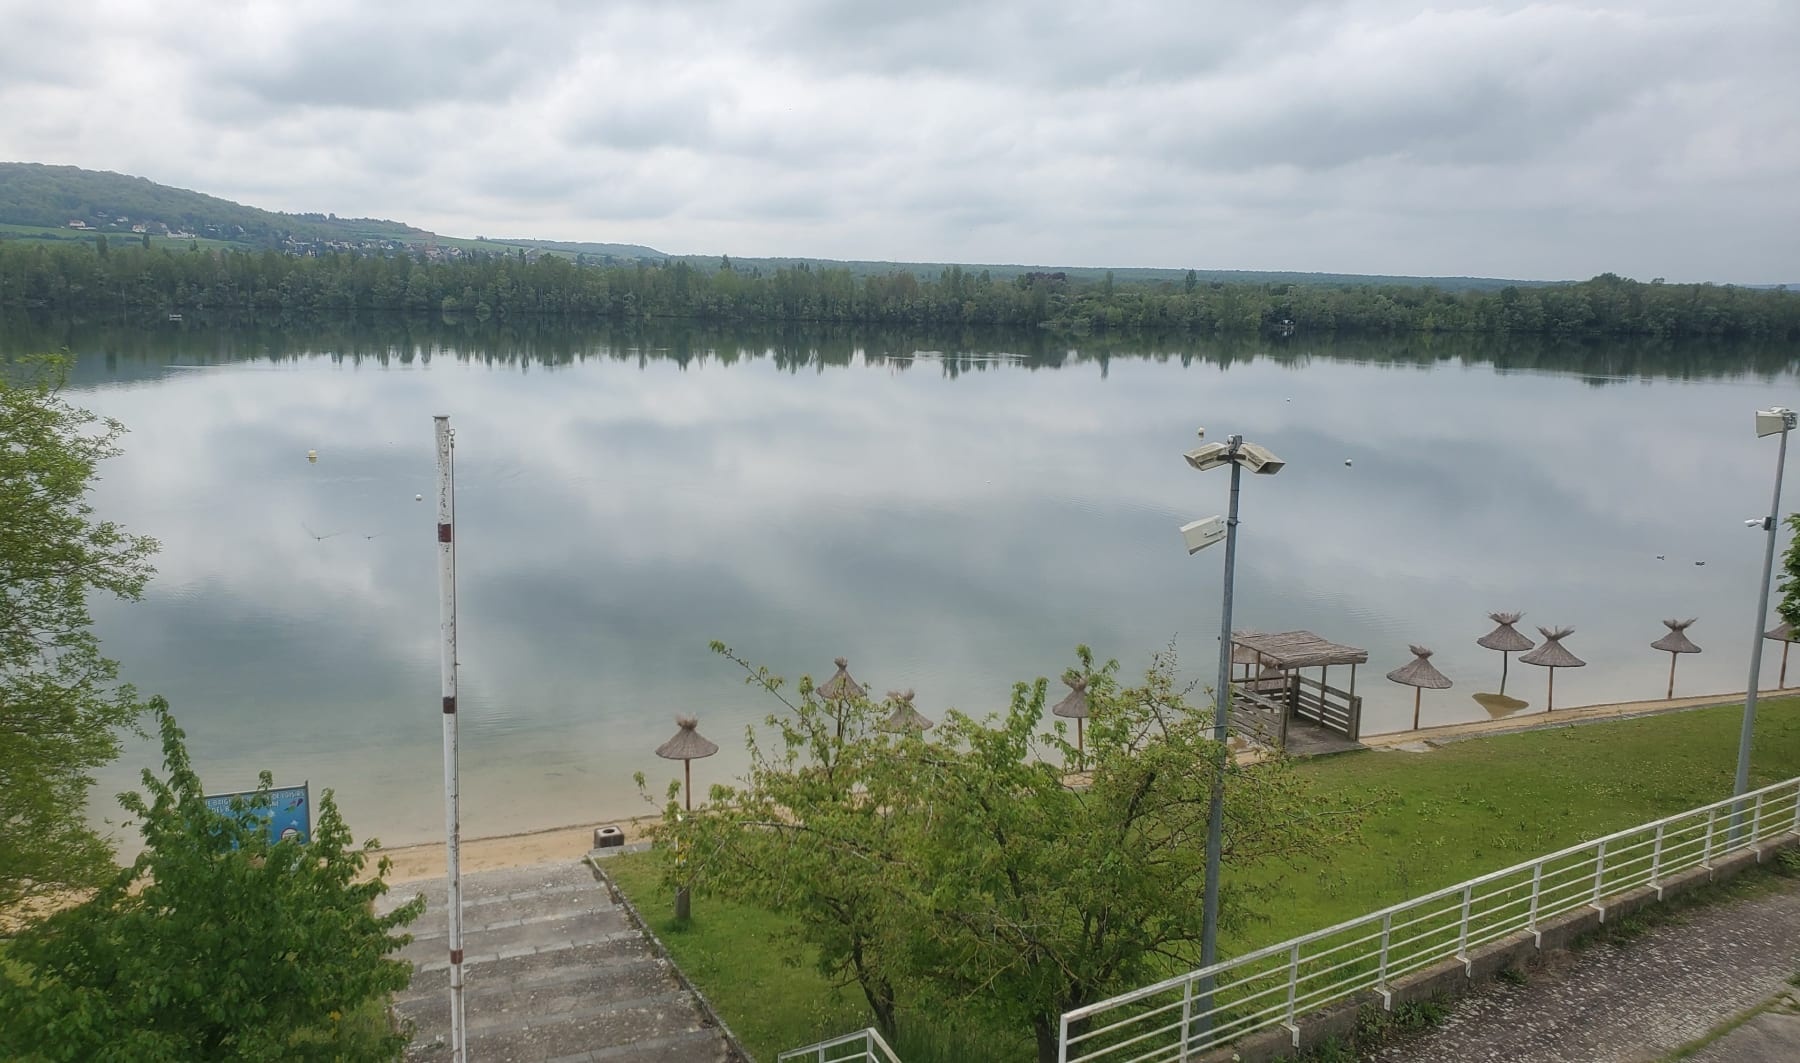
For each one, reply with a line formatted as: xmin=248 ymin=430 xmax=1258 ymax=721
xmin=14 ymin=320 xmax=1800 ymax=848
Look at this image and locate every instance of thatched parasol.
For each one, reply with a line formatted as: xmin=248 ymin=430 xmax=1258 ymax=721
xmin=1766 ymin=621 xmax=1797 ymax=688
xmin=1650 ymin=619 xmax=1701 ymax=700
xmin=818 ymin=656 xmax=866 ymax=740
xmin=1477 ymin=612 xmax=1535 ymax=696
xmin=817 ymin=657 xmax=866 ymax=701
xmin=1386 ymin=645 xmax=1452 ymax=730
xmin=1052 ymin=674 xmax=1091 ymax=756
xmin=878 ymin=689 xmax=934 ymax=733
xmin=655 ymin=716 xmax=719 ymax=811
xmin=1518 ymin=626 xmax=1584 ymax=712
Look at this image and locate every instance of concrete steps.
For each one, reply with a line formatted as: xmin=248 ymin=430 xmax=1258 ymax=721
xmin=384 ymin=861 xmax=732 ymax=1062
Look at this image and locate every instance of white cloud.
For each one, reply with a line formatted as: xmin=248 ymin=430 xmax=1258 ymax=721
xmin=1 ymin=0 xmax=1796 ymax=280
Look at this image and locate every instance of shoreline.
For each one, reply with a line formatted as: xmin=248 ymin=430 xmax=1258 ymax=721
xmin=369 ymin=686 xmax=1800 ymax=885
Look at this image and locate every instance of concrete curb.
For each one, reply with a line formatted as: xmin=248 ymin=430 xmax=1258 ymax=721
xmin=586 ymin=854 xmax=755 ymax=1063
xmin=1208 ymin=833 xmax=1800 ymax=1063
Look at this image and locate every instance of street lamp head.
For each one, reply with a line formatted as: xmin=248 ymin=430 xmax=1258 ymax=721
xmin=1755 ymin=407 xmax=1797 ymax=438
xmin=1184 ymin=441 xmax=1233 ymax=472
xmin=1237 ymin=442 xmax=1286 ymax=476
xmin=1180 ymin=515 xmax=1227 ymax=554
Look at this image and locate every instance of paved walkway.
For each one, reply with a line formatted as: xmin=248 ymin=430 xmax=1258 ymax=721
xmin=1373 ymin=875 xmax=1800 ymax=1062
xmin=377 ymin=861 xmax=734 ymax=1062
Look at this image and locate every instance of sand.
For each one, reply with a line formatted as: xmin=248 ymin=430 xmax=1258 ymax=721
xmin=374 ymin=814 xmax=658 ymax=883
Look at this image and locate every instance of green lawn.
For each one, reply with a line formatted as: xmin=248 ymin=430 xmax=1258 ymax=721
xmin=607 ymin=698 xmax=1800 ymax=1061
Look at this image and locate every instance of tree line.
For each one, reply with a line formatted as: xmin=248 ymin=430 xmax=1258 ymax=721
xmin=0 ymin=239 xmax=1796 ymax=338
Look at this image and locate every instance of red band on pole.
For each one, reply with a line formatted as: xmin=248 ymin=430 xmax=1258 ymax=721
xmin=442 ymin=696 xmax=456 ymax=714
xmin=437 ymin=523 xmax=454 ymax=543
xmin=450 ymin=949 xmax=463 ymax=964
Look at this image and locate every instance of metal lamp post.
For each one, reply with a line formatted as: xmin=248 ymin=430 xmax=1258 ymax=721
xmin=1179 ymin=428 xmax=1285 ymax=977
xmin=1734 ymin=406 xmax=1795 ymax=818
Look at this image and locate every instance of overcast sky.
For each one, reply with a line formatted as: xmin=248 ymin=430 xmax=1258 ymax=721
xmin=3 ymin=0 xmax=1796 ymax=282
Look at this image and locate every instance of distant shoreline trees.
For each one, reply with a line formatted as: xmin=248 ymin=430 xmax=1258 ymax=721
xmin=0 ymin=241 xmax=1795 ymax=339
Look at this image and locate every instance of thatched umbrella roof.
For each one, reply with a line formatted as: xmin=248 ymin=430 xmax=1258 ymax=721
xmin=1052 ymin=675 xmax=1090 ymax=719
xmin=878 ymin=689 xmax=934 ymax=732
xmin=1477 ymin=612 xmax=1535 ymax=653
xmin=1651 ymin=619 xmax=1701 ymax=655
xmin=655 ymin=716 xmax=719 ymax=761
xmin=1765 ymin=620 xmax=1796 ymax=643
xmin=1386 ymin=645 xmax=1453 ymax=690
xmin=1520 ymin=627 xmax=1585 ymax=669
xmin=817 ymin=656 xmax=866 ymax=701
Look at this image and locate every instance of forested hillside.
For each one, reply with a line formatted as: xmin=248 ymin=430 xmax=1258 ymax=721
xmin=0 ymin=162 xmax=436 ymax=249
xmin=1 ymin=241 xmax=1793 ymax=339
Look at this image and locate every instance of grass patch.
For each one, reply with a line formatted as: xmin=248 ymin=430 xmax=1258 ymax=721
xmin=609 ymin=697 xmax=1800 ymax=1060
xmin=1229 ymin=698 xmax=1800 ymax=948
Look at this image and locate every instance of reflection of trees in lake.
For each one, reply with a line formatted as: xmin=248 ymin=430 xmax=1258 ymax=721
xmin=2 ymin=312 xmax=1796 ymax=387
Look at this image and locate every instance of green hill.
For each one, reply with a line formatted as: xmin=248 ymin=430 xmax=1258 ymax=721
xmin=0 ymin=162 xmax=438 ymax=250
xmin=0 ymin=162 xmax=1582 ymax=291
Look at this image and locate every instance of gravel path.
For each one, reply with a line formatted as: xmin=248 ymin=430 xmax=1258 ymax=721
xmin=1372 ymin=874 xmax=1800 ymax=1063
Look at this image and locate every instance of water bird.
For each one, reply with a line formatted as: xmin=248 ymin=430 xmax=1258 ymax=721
xmin=1656 ymin=555 xmax=1666 ymax=560
xmin=1344 ymin=459 xmax=1353 ymax=467
xmin=307 ymin=449 xmax=317 ymax=463
xmin=1695 ymin=560 xmax=1707 ymax=566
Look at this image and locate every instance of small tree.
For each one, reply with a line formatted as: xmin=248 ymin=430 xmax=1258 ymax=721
xmin=0 ymin=355 xmax=158 ymax=910
xmin=659 ymin=644 xmax=1369 ymax=1062
xmin=1778 ymin=513 xmax=1800 ymax=630
xmin=0 ymin=699 xmax=423 ymax=1061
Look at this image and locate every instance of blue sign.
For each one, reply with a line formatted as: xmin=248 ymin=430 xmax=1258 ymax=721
xmin=204 ymin=783 xmax=311 ymax=845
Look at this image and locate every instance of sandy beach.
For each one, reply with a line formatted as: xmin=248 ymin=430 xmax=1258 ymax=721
xmin=367 ymin=686 xmax=1800 ymax=885
xmin=375 ymin=813 xmax=658 ymax=883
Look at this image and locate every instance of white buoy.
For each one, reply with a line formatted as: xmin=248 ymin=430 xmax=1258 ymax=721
xmin=415 ymin=494 xmax=424 ymax=502
xmin=307 ymin=449 xmax=318 ymax=464
xmin=1344 ymin=459 xmax=1353 ymax=467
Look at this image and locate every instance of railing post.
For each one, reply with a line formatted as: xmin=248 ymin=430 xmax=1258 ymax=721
xmin=1284 ymin=943 xmax=1301 ymax=1042
xmin=1650 ymin=823 xmax=1666 ymax=894
xmin=1752 ymin=794 xmax=1766 ymax=845
xmin=1527 ymin=862 xmax=1543 ymax=943
xmin=1702 ymin=809 xmax=1717 ymax=868
xmin=1377 ymin=912 xmax=1393 ymax=1001
xmin=1791 ymin=781 xmax=1800 ymax=835
xmin=1456 ymin=883 xmax=1473 ymax=962
xmin=1592 ymin=839 xmax=1608 ymax=907
xmin=1179 ymin=978 xmax=1195 ymax=1062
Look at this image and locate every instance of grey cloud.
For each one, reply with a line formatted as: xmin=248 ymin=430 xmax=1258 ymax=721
xmin=0 ymin=0 xmax=1795 ymax=281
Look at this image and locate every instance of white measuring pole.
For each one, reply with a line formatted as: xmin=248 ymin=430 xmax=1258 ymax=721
xmin=434 ymin=415 xmax=467 ymax=1061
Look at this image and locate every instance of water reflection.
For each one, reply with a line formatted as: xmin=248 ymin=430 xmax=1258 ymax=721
xmin=5 ymin=316 xmax=1797 ymax=849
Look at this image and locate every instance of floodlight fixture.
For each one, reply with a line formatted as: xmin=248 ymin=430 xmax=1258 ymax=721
xmin=1180 ymin=515 xmax=1227 ymax=555
xmin=1755 ymin=407 xmax=1796 ymax=438
xmin=1237 ymin=442 xmax=1286 ymax=476
xmin=1185 ymin=441 xmax=1233 ymax=472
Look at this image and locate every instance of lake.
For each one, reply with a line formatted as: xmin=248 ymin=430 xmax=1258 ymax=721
xmin=12 ymin=316 xmax=1798 ymax=850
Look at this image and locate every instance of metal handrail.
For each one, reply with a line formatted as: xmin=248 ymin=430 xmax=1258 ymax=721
xmin=1059 ymin=774 xmax=1800 ymax=1063
xmin=779 ymin=1027 xmax=904 ymax=1063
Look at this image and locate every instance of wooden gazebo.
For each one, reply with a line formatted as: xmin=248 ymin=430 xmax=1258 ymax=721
xmin=1228 ymin=630 xmax=1369 ymax=751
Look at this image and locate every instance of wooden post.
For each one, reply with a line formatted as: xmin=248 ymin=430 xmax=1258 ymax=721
xmin=1667 ymin=652 xmax=1678 ymax=700
xmin=1412 ymin=687 xmax=1422 ymax=730
xmin=1500 ymin=651 xmax=1510 ymax=696
xmin=1547 ymin=667 xmax=1555 ymax=713
xmin=684 ymin=760 xmax=693 ymax=812
xmin=1783 ymin=641 xmax=1791 ymax=688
